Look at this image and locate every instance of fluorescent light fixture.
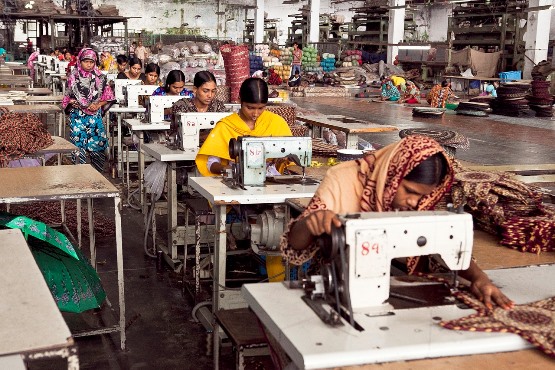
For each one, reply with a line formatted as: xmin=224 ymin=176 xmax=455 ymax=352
xmin=398 ymin=45 xmax=431 ymax=50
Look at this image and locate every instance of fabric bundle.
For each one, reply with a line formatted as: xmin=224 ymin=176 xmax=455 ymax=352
xmin=450 ymin=169 xmax=554 ymax=253
xmin=455 ymin=101 xmax=491 ymax=117
xmin=490 ymin=83 xmax=531 ymax=116
xmin=249 ymin=52 xmax=264 ymax=75
xmin=321 ymin=54 xmax=336 ymax=72
xmin=340 ymin=50 xmax=363 ymax=67
xmin=301 ymin=46 xmax=319 ymax=69
xmin=0 ymin=109 xmax=53 ymax=166
xmin=399 ymin=128 xmax=469 ymax=157
xmin=527 ymin=80 xmax=553 ymax=117
xmin=221 ymin=45 xmax=251 ymax=103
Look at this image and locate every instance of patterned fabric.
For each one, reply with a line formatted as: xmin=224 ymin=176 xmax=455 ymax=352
xmin=428 ymin=85 xmax=453 ymax=108
xmin=265 ymin=105 xmax=296 ymax=127
xmin=68 ymin=109 xmax=107 ymax=172
xmin=381 ymin=80 xmax=401 ymax=101
xmin=100 ymin=52 xmax=117 ymax=73
xmin=62 ymin=48 xmax=115 ymax=116
xmin=281 ymin=136 xmax=454 ymax=272
xmin=441 ymin=290 xmax=555 ymax=358
xmin=151 ymin=86 xmax=193 ymax=97
xmin=0 ymin=111 xmax=53 ymax=167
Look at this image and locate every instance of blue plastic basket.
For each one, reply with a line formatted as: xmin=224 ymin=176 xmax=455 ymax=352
xmin=499 ymin=71 xmax=522 ymax=82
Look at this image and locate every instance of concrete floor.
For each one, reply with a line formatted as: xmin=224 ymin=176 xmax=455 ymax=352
xmin=29 ymin=96 xmax=555 ymax=370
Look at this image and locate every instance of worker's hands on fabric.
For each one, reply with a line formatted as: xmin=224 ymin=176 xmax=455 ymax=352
xmin=304 ymin=210 xmax=342 ymax=237
xmin=470 ymin=276 xmax=514 ymax=310
xmin=70 ymin=99 xmax=80 ymax=108
xmin=88 ymin=102 xmax=100 ymax=112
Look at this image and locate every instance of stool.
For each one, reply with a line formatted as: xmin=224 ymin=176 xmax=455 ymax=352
xmin=215 ymin=308 xmax=270 ymax=370
xmin=184 ymin=197 xmax=214 ymax=304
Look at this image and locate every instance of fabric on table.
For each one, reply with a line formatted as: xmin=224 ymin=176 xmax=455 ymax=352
xmin=195 ymin=110 xmax=292 ymax=176
xmin=441 ymin=290 xmax=555 ymax=358
xmin=0 ymin=110 xmax=53 ymax=166
xmin=265 ymin=105 xmax=296 ymax=127
xmin=281 ymin=135 xmax=454 ymax=273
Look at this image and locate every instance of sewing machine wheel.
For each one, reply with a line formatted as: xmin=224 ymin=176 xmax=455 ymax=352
xmin=229 ymin=137 xmax=241 ymax=159
xmin=317 ymin=224 xmax=345 ymax=262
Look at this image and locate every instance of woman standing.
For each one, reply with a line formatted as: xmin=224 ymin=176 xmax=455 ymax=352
xmin=62 ymin=48 xmax=114 ymax=172
xmin=116 ymin=57 xmax=145 ymax=81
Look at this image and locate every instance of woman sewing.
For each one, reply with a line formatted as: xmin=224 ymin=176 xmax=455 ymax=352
xmin=281 ymin=135 xmax=514 ymax=311
xmin=62 ymin=48 xmax=114 ymax=172
xmin=116 ymin=56 xmax=145 ymax=81
xmin=170 ymin=71 xmax=227 ymax=138
xmin=195 ymin=78 xmax=292 ymax=177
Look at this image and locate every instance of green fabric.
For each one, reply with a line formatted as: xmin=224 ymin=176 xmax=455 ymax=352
xmin=0 ymin=212 xmax=106 ymax=313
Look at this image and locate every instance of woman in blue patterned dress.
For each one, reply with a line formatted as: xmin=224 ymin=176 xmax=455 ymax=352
xmin=62 ymin=48 xmax=115 ymax=172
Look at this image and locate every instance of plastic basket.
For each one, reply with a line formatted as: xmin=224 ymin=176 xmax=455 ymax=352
xmin=499 ymin=71 xmax=522 ymax=82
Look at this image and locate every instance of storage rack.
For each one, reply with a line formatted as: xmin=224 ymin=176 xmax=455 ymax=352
xmin=287 ymin=14 xmax=340 ymax=45
xmin=243 ymin=18 xmax=279 ymax=45
xmin=447 ymin=0 xmax=527 ymax=71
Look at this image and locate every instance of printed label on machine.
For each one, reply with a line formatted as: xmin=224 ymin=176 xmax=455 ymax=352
xmin=355 ymin=229 xmax=388 ymax=279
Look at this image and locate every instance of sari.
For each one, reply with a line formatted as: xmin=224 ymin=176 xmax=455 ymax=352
xmin=195 ymin=110 xmax=292 ymax=177
xmin=381 ymin=80 xmax=400 ymax=101
xmin=27 ymin=51 xmax=40 ymax=80
xmin=280 ymin=135 xmax=454 ymax=274
xmin=62 ymin=48 xmax=115 ymax=172
xmin=428 ymin=84 xmax=453 ymax=108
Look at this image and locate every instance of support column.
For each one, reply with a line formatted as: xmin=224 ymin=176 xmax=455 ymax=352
xmin=124 ymin=21 xmax=128 ymax=54
xmin=50 ymin=19 xmax=56 ymax=50
xmin=387 ymin=0 xmax=405 ymax=64
xmin=254 ymin=0 xmax=264 ymax=44
xmin=308 ymin=0 xmax=321 ymax=44
xmin=523 ymin=0 xmax=553 ymax=79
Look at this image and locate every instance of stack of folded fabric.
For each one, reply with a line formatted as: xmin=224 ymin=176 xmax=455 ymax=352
xmin=490 ymin=83 xmax=531 ymax=116
xmin=412 ymin=107 xmax=445 ymax=118
xmin=399 ymin=128 xmax=469 ymax=157
xmin=527 ymin=80 xmax=553 ymax=117
xmin=455 ymin=101 xmax=492 ymax=117
xmin=311 ymin=138 xmax=338 ymax=157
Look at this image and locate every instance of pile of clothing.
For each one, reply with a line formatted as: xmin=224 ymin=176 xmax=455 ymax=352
xmin=451 ymin=169 xmax=554 ymax=253
xmin=399 ymin=128 xmax=469 ymax=158
xmin=0 ymin=109 xmax=53 ymax=166
xmin=527 ymin=80 xmax=553 ymax=117
xmin=455 ymin=101 xmax=491 ymax=117
xmin=490 ymin=83 xmax=531 ymax=116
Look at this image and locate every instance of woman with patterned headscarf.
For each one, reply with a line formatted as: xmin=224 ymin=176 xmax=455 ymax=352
xmin=62 ymin=48 xmax=115 ymax=172
xmin=281 ymin=136 xmax=513 ymax=310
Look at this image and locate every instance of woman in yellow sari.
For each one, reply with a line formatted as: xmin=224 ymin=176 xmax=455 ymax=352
xmin=195 ymin=78 xmax=292 ymax=176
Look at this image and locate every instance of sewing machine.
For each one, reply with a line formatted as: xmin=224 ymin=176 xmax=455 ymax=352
xmin=175 ymin=112 xmax=231 ymax=150
xmin=56 ymin=61 xmax=69 ymax=74
xmin=226 ymin=136 xmax=313 ymax=188
xmin=300 ymin=210 xmax=473 ymax=323
xmin=143 ymin=95 xmax=185 ymax=123
xmin=114 ymin=79 xmax=142 ymax=105
xmin=126 ymin=84 xmax=158 ymax=107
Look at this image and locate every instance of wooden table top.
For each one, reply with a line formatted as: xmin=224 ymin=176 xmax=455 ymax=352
xmin=297 ymin=114 xmax=398 ymax=134
xmin=5 ymin=104 xmax=61 ymax=113
xmin=0 ymin=88 xmax=52 ymax=95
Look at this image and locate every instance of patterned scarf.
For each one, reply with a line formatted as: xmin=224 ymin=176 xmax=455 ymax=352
xmin=358 ymin=135 xmax=454 ymax=213
xmin=62 ymin=48 xmax=111 ymax=115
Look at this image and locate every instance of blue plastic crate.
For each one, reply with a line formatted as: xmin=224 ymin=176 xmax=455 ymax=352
xmin=499 ymin=71 xmax=522 ymax=82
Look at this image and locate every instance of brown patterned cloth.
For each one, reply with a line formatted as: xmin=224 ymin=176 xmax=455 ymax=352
xmin=8 ymin=201 xmax=115 ymax=238
xmin=441 ymin=290 xmax=555 ymax=358
xmin=0 ymin=111 xmax=53 ymax=166
xmin=265 ymin=105 xmax=296 ymax=126
xmin=451 ymin=169 xmax=553 ymax=253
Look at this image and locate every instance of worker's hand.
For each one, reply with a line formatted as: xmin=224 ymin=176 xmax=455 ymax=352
xmin=88 ymin=102 xmax=100 ymax=112
xmin=470 ymin=276 xmax=514 ymax=310
xmin=303 ymin=210 xmax=342 ymax=237
xmin=70 ymin=99 xmax=80 ymax=108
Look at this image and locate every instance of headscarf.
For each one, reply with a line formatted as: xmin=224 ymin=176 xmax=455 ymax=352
xmin=62 ymin=48 xmax=114 ymax=116
xmin=357 ymin=135 xmax=453 ymax=212
xmin=281 ymin=136 xmax=454 ymax=270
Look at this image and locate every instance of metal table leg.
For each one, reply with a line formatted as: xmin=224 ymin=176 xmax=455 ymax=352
xmin=167 ymin=161 xmax=178 ymax=260
xmin=114 ymin=195 xmax=126 ymax=350
xmin=212 ymin=204 xmax=227 ymax=370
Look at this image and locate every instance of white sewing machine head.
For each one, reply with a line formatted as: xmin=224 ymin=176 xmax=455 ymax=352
xmin=305 ymin=210 xmax=473 ymax=322
xmin=227 ymin=136 xmax=313 ymax=187
xmin=43 ymin=56 xmax=55 ymax=70
xmin=114 ymin=79 xmax=143 ymax=105
xmin=57 ymin=61 xmax=69 ymax=74
xmin=144 ymin=95 xmax=186 ymax=123
xmin=176 ymin=112 xmax=231 ymax=150
xmin=126 ymin=84 xmax=158 ymax=107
